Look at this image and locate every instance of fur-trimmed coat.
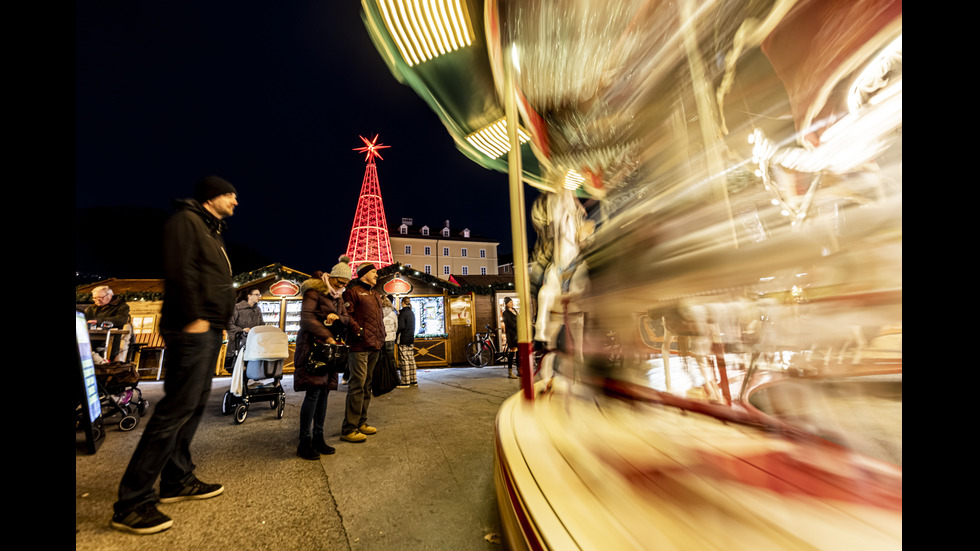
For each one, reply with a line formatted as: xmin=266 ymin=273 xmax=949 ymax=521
xmin=293 ymin=277 xmax=350 ymax=392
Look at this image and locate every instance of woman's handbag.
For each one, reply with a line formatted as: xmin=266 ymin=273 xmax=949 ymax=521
xmin=307 ymin=340 xmax=349 ymax=376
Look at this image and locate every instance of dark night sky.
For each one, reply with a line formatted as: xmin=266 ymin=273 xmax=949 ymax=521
xmin=76 ymin=1 xmax=531 ymax=281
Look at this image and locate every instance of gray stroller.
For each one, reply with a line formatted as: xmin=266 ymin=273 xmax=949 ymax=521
xmin=221 ymin=325 xmax=288 ymax=424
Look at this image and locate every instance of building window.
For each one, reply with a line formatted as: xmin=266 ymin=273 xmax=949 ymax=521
xmin=463 ymin=229 xmax=470 ymax=238
xmin=462 ymin=266 xmax=468 ymax=275
xmin=443 ymin=265 xmax=450 ymax=275
xmin=399 ymin=225 xmax=407 ymax=234
xmin=481 ymin=267 xmax=487 ymax=275
xmin=405 ymin=245 xmax=411 ymax=254
xmin=461 ymin=248 xmax=467 ymax=257
xmin=442 ymin=227 xmax=450 ymax=237
xmin=443 ymin=247 xmax=449 ymax=256
xmin=480 ymin=249 xmax=486 ymax=258
xmin=424 ymin=265 xmax=431 ymax=274
xmin=422 ymin=226 xmax=429 ymax=236
xmin=424 ymin=246 xmax=431 ymax=256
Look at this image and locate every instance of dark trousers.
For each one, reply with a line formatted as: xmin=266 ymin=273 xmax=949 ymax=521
xmin=343 ymin=350 xmax=378 ymax=433
xmin=114 ymin=328 xmax=221 ymax=514
xmin=507 ymin=350 xmax=520 ymax=373
xmin=300 ymin=387 xmax=330 ymax=440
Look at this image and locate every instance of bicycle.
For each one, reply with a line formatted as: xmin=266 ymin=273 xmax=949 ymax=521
xmin=465 ymin=324 xmax=508 ymax=367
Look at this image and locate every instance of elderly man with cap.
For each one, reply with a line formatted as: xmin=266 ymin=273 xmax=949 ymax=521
xmin=339 ymin=262 xmax=385 ymax=443
xmin=111 ymin=175 xmax=238 ymax=535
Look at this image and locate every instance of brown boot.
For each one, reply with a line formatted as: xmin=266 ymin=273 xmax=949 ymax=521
xmin=507 ymin=369 xmax=517 ymax=379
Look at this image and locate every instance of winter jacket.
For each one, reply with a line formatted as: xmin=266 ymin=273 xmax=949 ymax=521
xmin=342 ymin=279 xmax=385 ymax=352
xmin=294 ymin=277 xmax=350 ymax=392
xmin=383 ymin=307 xmax=398 ymax=343
xmin=159 ymin=199 xmax=235 ymax=331
xmin=84 ymin=295 xmax=131 ymax=329
xmin=502 ymin=308 xmax=518 ymax=351
xmin=228 ymin=300 xmax=264 ymax=351
xmin=396 ymin=306 xmax=415 ymax=346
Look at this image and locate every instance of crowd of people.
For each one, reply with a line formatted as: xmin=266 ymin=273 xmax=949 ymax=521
xmin=96 ymin=175 xmax=523 ymax=536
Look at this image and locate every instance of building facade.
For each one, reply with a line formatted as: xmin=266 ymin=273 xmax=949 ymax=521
xmin=390 ymin=218 xmax=499 ymax=280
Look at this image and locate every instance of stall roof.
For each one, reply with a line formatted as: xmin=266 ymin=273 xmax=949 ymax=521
xmin=449 ymin=274 xmax=514 ymax=289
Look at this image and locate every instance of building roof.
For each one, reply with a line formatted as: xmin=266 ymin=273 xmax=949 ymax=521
xmin=389 ymin=221 xmax=499 ymax=244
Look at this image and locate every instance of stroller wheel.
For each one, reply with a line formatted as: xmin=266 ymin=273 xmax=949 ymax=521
xmin=119 ymin=415 xmax=139 ymax=431
xmin=234 ymin=403 xmax=248 ymax=424
xmin=275 ymin=394 xmax=285 ymax=419
xmin=137 ymin=399 xmax=149 ymax=416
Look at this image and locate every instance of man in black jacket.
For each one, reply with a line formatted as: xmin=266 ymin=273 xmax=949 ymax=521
xmin=396 ymin=296 xmax=417 ymax=386
xmin=111 ymin=176 xmax=238 ymax=535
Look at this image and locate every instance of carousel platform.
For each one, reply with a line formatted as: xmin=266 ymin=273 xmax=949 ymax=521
xmin=494 ymin=346 xmax=902 ymax=551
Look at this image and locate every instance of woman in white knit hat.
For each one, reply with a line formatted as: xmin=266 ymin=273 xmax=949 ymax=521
xmin=293 ymin=255 xmax=352 ymax=460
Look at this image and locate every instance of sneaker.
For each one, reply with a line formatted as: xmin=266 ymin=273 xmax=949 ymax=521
xmin=357 ymin=424 xmax=378 ymax=435
xmin=159 ymin=477 xmax=224 ymax=503
xmin=110 ymin=502 xmax=174 ymax=535
xmin=341 ymin=431 xmax=367 ymax=443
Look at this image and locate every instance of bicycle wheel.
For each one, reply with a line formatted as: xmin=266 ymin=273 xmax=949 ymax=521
xmin=465 ymin=342 xmax=492 ymax=367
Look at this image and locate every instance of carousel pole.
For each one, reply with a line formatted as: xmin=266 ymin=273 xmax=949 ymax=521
xmin=503 ymin=44 xmax=534 ymax=401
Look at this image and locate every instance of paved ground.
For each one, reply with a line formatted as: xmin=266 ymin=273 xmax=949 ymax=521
xmin=76 ymin=365 xmax=521 ymax=550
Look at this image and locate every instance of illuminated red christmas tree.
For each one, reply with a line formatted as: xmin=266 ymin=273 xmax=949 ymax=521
xmin=345 ymin=134 xmax=393 ymax=275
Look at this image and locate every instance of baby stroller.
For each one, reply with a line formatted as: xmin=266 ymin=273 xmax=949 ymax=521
xmin=92 ymin=346 xmax=150 ymax=431
xmin=222 ymin=325 xmax=288 ymax=424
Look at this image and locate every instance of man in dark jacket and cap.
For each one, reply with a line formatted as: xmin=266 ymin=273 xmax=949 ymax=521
xmin=340 ymin=262 xmax=385 ymax=443
xmin=111 ymin=175 xmax=238 ymax=535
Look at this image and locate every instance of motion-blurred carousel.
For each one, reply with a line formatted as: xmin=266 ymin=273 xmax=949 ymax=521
xmin=362 ymin=1 xmax=901 ymax=548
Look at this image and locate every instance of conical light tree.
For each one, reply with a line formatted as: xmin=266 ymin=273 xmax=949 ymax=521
xmin=345 ymin=134 xmax=393 ymax=275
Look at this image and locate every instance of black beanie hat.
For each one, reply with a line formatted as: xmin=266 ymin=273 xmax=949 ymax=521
xmin=194 ymin=176 xmax=237 ymax=204
xmin=356 ymin=263 xmax=377 ymax=278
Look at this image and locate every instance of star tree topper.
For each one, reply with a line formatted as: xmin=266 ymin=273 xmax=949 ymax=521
xmin=353 ymin=134 xmax=390 ymax=163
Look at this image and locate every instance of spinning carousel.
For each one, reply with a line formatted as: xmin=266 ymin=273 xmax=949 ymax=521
xmin=362 ymin=0 xmax=901 ymax=548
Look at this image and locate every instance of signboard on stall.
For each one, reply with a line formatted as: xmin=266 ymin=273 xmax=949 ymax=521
xmin=269 ymin=279 xmax=300 ymax=297
xmin=449 ymin=295 xmax=472 ymax=326
xmin=383 ymin=274 xmax=413 ymax=296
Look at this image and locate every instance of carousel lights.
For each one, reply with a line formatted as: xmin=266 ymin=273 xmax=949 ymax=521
xmin=376 ymin=0 xmax=473 ymax=67
xmin=465 ymin=118 xmax=530 ymax=159
xmin=563 ymin=169 xmax=585 ymax=190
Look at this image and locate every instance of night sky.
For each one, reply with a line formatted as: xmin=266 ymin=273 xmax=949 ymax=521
xmin=76 ymin=1 xmax=532 ymax=281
